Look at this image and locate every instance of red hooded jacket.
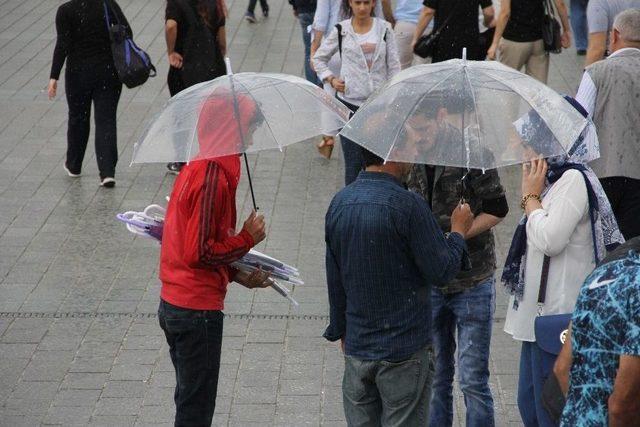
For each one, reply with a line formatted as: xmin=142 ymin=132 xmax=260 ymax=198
xmin=159 ymin=91 xmax=257 ymax=310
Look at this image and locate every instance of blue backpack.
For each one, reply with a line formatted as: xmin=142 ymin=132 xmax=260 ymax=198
xmin=103 ymin=0 xmax=156 ymax=88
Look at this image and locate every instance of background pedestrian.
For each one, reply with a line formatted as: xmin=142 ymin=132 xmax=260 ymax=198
xmin=48 ymin=0 xmax=130 ymax=188
xmin=289 ymin=0 xmax=320 ymax=84
xmin=584 ymin=0 xmax=640 ymax=66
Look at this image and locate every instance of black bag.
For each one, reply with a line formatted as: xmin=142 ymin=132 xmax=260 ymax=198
xmin=103 ymin=0 xmax=156 ymax=88
xmin=179 ymin=0 xmax=226 ymax=87
xmin=542 ymin=0 xmax=562 ymax=53
xmin=413 ymin=0 xmax=458 ymax=59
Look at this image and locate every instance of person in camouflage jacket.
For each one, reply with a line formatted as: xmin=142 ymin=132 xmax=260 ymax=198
xmin=407 ymin=110 xmax=509 ymax=427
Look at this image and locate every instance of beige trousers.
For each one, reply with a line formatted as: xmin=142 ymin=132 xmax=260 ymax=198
xmin=394 ymin=20 xmax=428 ymax=70
xmin=498 ymin=38 xmax=550 ymax=83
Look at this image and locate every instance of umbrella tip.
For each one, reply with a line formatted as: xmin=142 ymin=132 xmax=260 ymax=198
xmin=462 ymin=47 xmax=467 ymax=62
xmin=224 ymin=57 xmax=233 ymax=75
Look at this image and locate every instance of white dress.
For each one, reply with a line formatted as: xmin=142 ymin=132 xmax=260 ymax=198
xmin=504 ymin=169 xmax=596 ymax=342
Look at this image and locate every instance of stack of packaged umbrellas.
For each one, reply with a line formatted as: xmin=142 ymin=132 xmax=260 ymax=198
xmin=116 ymin=204 xmax=302 ymax=306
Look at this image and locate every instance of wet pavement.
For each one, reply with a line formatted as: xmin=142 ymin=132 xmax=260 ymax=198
xmin=0 ymin=0 xmax=585 ymax=425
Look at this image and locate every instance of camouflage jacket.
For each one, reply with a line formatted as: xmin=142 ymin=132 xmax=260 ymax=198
xmin=407 ymin=163 xmax=506 ymax=293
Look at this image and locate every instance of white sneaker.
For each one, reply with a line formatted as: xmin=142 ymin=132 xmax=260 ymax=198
xmin=63 ymin=163 xmax=81 ymax=177
xmin=100 ymin=177 xmax=116 ymax=188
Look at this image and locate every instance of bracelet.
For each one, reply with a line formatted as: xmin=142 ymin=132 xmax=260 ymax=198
xmin=520 ymin=194 xmax=541 ymax=210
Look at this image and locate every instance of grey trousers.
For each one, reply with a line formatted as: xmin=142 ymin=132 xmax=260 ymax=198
xmin=342 ymin=345 xmax=434 ymax=427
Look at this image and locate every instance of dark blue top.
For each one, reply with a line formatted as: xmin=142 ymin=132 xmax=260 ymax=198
xmin=324 ymin=171 xmax=468 ymax=361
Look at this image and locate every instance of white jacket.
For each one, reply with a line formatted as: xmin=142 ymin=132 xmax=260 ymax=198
xmin=312 ymin=18 xmax=401 ymax=106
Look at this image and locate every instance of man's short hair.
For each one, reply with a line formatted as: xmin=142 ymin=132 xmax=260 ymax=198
xmin=613 ymin=8 xmax=640 ymax=43
xmin=361 ymin=147 xmax=384 ymax=167
xmin=412 ymin=93 xmax=471 ymax=118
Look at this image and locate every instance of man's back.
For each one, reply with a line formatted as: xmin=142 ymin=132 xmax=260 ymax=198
xmin=324 ymin=172 xmax=466 ymax=361
xmin=587 ymin=49 xmax=640 ymax=180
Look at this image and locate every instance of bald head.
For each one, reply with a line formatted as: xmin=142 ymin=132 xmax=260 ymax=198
xmin=611 ymin=8 xmax=640 ymax=52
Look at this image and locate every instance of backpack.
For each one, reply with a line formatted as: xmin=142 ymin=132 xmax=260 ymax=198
xmin=179 ymin=0 xmax=226 ymax=87
xmin=103 ymin=0 xmax=156 ymax=88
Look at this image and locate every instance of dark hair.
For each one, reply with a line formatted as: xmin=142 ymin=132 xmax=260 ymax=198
xmin=361 ymin=147 xmax=384 ymax=167
xmin=600 ymin=237 xmax=640 ymax=265
xmin=341 ymin=0 xmax=376 ymax=18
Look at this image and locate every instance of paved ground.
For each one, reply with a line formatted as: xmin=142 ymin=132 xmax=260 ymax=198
xmin=0 ymin=0 xmax=585 ymax=425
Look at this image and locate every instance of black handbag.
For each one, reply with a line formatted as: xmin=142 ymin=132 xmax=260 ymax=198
xmin=179 ymin=0 xmax=226 ymax=87
xmin=413 ymin=1 xmax=458 ymax=59
xmin=103 ymin=0 xmax=156 ymax=88
xmin=542 ymin=0 xmax=562 ymax=53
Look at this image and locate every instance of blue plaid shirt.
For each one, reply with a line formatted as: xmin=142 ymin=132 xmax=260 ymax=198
xmin=324 ymin=171 xmax=468 ymax=361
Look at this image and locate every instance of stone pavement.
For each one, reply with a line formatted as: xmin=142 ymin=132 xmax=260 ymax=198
xmin=0 ymin=0 xmax=585 ymax=425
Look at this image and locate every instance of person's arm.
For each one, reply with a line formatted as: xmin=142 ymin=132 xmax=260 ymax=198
xmin=217 ymin=26 xmax=226 ymax=56
xmin=585 ymin=1 xmax=608 ymax=66
xmin=412 ymin=6 xmax=435 ymax=48
xmin=525 ymin=168 xmax=589 ymax=257
xmin=111 ymin=0 xmax=133 ymax=37
xmin=49 ymin=5 xmax=71 ymax=99
xmin=384 ymin=25 xmax=401 ymax=78
xmin=466 ymin=214 xmax=503 ymax=239
xmin=553 ymin=324 xmax=573 ymax=396
xmin=585 ymin=32 xmax=607 ymax=66
xmin=465 ymin=167 xmax=508 ymax=239
xmin=312 ymin=25 xmax=340 ymax=83
xmin=183 ymin=164 xmax=264 ymax=269
xmin=409 ymin=196 xmax=472 ymax=287
xmin=381 ymin=0 xmax=395 ymax=27
xmin=323 ymin=243 xmax=347 ymax=343
xmin=165 ymin=19 xmax=183 ymax=68
xmin=609 ymin=355 xmax=640 ymax=426
xmin=553 ymin=0 xmax=571 ymax=48
xmin=487 ymin=0 xmax=510 ymax=60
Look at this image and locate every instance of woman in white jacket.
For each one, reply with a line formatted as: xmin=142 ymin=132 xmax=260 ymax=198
xmin=502 ymin=97 xmax=624 ymax=427
xmin=313 ymin=0 xmax=400 ymax=185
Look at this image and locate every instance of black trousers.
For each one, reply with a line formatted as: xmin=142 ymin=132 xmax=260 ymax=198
xmin=65 ymin=64 xmax=122 ymax=179
xmin=600 ymin=176 xmax=640 ymax=240
xmin=246 ymin=0 xmax=268 ymax=13
xmin=158 ymin=300 xmax=223 ymax=427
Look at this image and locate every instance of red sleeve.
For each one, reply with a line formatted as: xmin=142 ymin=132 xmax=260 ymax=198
xmin=184 ymin=163 xmax=254 ymax=269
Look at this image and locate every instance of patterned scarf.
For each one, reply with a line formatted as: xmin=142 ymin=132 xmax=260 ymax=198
xmin=501 ymin=97 xmax=624 ymax=302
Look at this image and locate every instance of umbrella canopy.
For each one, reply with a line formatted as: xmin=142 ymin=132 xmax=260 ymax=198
xmin=339 ymin=59 xmax=590 ymax=170
xmin=131 ymin=73 xmax=351 ymax=164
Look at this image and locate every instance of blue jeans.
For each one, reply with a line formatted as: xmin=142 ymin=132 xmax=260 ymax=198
xmin=158 ymin=300 xmax=224 ymax=427
xmin=343 ymin=345 xmax=434 ymax=426
xmin=570 ymin=0 xmax=589 ymax=51
xmin=298 ymin=12 xmax=320 ymax=85
xmin=430 ymin=278 xmax=496 ymax=427
xmin=517 ymin=341 xmax=556 ymax=427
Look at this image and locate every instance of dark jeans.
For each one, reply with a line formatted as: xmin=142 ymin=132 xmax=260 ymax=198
xmin=297 ymin=12 xmax=320 ymax=85
xmin=65 ymin=63 xmax=122 ymax=178
xmin=337 ymin=97 xmax=364 ymax=186
xmin=600 ymin=176 xmax=640 ymax=240
xmin=570 ymin=0 xmax=589 ymax=51
xmin=430 ymin=277 xmax=496 ymax=427
xmin=246 ymin=0 xmax=268 ymax=14
xmin=342 ymin=345 xmax=434 ymax=426
xmin=158 ymin=300 xmax=224 ymax=427
xmin=517 ymin=341 xmax=556 ymax=427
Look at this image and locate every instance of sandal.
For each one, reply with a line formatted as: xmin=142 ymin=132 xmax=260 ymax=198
xmin=317 ymin=136 xmax=335 ymax=159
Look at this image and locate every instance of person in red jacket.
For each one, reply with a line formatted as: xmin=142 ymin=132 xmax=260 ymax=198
xmin=158 ymin=93 xmax=271 ymax=426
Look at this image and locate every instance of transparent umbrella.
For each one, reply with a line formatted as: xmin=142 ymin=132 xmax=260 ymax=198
xmin=339 ymin=55 xmax=590 ymax=171
xmin=132 ymin=62 xmax=351 ymax=208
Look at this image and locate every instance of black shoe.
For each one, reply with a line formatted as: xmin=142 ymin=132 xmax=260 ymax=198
xmin=577 ymin=49 xmax=586 ymax=56
xmin=166 ymin=162 xmax=184 ymax=175
xmin=100 ymin=177 xmax=116 ymax=188
xmin=262 ymin=7 xmax=269 ymax=17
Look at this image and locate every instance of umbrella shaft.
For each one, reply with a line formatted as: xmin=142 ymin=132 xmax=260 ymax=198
xmin=243 ymin=153 xmax=258 ymax=211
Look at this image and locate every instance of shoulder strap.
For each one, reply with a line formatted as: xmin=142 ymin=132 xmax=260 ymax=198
xmin=431 ymin=0 xmax=459 ymax=38
xmin=537 ymin=255 xmax=551 ymax=309
xmin=335 ymin=23 xmax=343 ymax=58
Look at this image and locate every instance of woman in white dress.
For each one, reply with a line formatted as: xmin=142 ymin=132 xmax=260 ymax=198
xmin=501 ymin=96 xmax=624 ymax=427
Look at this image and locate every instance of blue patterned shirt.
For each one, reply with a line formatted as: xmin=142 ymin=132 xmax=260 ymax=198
xmin=324 ymin=171 xmax=468 ymax=361
xmin=561 ymin=251 xmax=640 ymax=426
